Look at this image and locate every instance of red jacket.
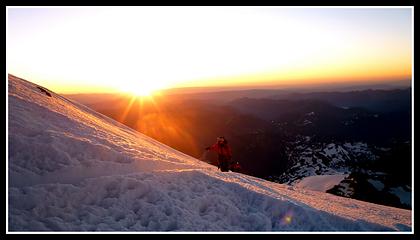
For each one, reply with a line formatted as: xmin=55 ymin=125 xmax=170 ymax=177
xmin=208 ymin=143 xmax=232 ymax=159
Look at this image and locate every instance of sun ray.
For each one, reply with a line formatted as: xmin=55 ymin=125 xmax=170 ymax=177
xmin=118 ymin=95 xmax=138 ymax=123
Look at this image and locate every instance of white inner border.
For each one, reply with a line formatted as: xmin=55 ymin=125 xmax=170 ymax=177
xmin=5 ymin=5 xmax=414 ymax=234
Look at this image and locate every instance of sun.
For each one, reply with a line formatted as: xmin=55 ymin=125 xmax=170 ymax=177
xmin=118 ymin=82 xmax=163 ymax=97
xmin=131 ymin=86 xmax=155 ymax=97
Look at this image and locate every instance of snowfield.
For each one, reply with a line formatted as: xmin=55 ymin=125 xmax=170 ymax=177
xmin=295 ymin=174 xmax=348 ymax=192
xmin=7 ymin=75 xmax=412 ymax=232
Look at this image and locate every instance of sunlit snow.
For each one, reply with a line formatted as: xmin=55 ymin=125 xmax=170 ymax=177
xmin=295 ymin=174 xmax=348 ymax=192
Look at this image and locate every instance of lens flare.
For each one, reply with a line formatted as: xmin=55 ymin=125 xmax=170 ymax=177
xmin=280 ymin=210 xmax=294 ymax=225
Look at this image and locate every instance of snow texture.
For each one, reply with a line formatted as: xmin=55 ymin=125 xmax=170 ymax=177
xmin=295 ymin=174 xmax=348 ymax=192
xmin=8 ymin=75 xmax=412 ymax=232
xmin=389 ymin=187 xmax=411 ymax=207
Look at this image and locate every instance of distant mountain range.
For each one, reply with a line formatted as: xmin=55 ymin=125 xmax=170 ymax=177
xmin=273 ymin=88 xmax=411 ymax=113
xmin=228 ymin=96 xmax=410 ymax=145
xmin=159 ymin=80 xmax=410 ymax=96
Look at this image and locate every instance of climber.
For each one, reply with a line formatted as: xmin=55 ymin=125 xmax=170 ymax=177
xmin=205 ymin=136 xmax=233 ymax=172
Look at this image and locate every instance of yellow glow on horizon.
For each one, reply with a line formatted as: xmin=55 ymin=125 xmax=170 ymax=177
xmin=117 ymin=81 xmax=166 ymax=97
xmin=171 ymin=58 xmax=411 ymax=89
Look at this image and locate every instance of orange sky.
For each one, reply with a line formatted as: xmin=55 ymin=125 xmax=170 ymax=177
xmin=7 ymin=7 xmax=412 ymax=95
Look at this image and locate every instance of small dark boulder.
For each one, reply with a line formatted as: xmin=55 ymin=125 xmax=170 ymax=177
xmin=36 ymin=86 xmax=52 ymax=97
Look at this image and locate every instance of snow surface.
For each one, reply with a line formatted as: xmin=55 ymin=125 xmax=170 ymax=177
xmin=389 ymin=187 xmax=411 ymax=207
xmin=295 ymin=174 xmax=348 ymax=192
xmin=7 ymin=75 xmax=412 ymax=232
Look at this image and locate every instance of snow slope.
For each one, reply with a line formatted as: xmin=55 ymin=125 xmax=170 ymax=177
xmin=7 ymin=75 xmax=412 ymax=232
xmin=295 ymin=174 xmax=348 ymax=192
